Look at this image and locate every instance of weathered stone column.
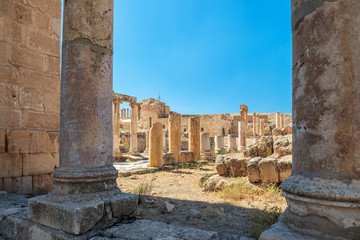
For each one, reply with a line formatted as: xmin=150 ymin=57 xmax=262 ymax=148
xmin=28 ymin=0 xmax=137 ymax=236
xmin=149 ymin=122 xmax=163 ymax=167
xmin=143 ymin=130 xmax=149 ymax=154
xmin=128 ymin=103 xmax=139 ymax=156
xmin=256 ymin=114 xmax=261 ymax=135
xmin=163 ymin=129 xmax=167 ymax=153
xmin=261 ymin=1 xmax=360 ymax=239
xmin=259 ymin=119 xmax=265 ymax=136
xmin=215 ymin=135 xmax=224 ymax=152
xmin=240 ymin=104 xmax=248 ymax=130
xmin=227 ymin=134 xmax=237 ymax=152
xmin=275 ymin=111 xmax=281 ymax=128
xmin=252 ymin=113 xmax=257 ymax=136
xmin=200 ymin=132 xmax=212 ymax=160
xmin=126 ymin=108 xmax=129 ymax=119
xmin=169 ymin=113 xmax=181 ymax=163
xmin=238 ymin=121 xmax=246 ymax=151
xmin=280 ymin=114 xmax=285 ymax=128
xmin=189 ymin=117 xmax=200 ymax=160
xmin=113 ymin=101 xmax=121 ymax=159
xmin=121 ymin=108 xmax=125 ymax=119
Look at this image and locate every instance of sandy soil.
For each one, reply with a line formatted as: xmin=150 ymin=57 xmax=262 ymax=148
xmin=117 ymin=162 xmax=286 ymax=237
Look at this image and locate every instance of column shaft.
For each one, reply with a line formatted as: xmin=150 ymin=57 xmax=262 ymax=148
xmin=169 ymin=114 xmax=181 ymax=163
xmin=189 ymin=117 xmax=200 ymax=160
xmin=129 ymin=104 xmax=139 ymax=155
xmin=149 ymin=122 xmax=163 ymax=167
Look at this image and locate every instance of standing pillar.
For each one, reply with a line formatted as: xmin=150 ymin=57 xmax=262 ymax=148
xmin=240 ymin=104 xmax=248 ymax=131
xmin=261 ymin=1 xmax=360 ymax=239
xmin=259 ymin=119 xmax=265 ymax=136
xmin=256 ymin=114 xmax=261 ymax=135
xmin=275 ymin=111 xmax=281 ymax=128
xmin=122 ymin=108 xmax=125 ymax=119
xmin=189 ymin=117 xmax=200 ymax=160
xmin=215 ymin=135 xmax=224 ymax=152
xmin=238 ymin=121 xmax=246 ymax=151
xmin=280 ymin=114 xmax=285 ymax=128
xmin=227 ymin=134 xmax=237 ymax=152
xmin=162 ymin=129 xmax=167 ymax=153
xmin=200 ymin=132 xmax=212 ymax=160
xmin=129 ymin=103 xmax=139 ymax=156
xmin=252 ymin=113 xmax=257 ymax=136
xmin=143 ymin=131 xmax=149 ymax=154
xmin=169 ymin=114 xmax=181 ymax=163
xmin=113 ymin=101 xmax=121 ymax=158
xmin=149 ymin=122 xmax=163 ymax=167
xmin=126 ymin=108 xmax=129 ymax=119
xmin=28 ymin=0 xmax=137 ymax=236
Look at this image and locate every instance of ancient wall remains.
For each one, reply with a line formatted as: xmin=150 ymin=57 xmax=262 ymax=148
xmin=0 ymin=0 xmax=62 ymax=194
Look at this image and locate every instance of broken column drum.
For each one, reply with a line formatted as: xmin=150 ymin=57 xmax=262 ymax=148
xmin=28 ymin=0 xmax=137 ymax=236
xmin=169 ymin=114 xmax=181 ymax=163
xmin=261 ymin=1 xmax=360 ymax=239
xmin=149 ymin=122 xmax=163 ymax=167
xmin=189 ymin=117 xmax=200 ymax=161
xmin=200 ymin=132 xmax=212 ymax=160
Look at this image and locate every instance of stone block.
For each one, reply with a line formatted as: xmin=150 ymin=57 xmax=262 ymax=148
xmin=0 ymin=129 xmax=5 ymax=153
xmin=0 ymin=153 xmax=22 ymax=178
xmin=47 ymin=56 xmax=60 ymax=75
xmin=1 ymin=18 xmax=26 ymax=45
xmin=247 ymin=157 xmax=261 ymax=183
xmin=0 ymin=83 xmax=19 ymax=109
xmin=163 ymin=152 xmax=176 ymax=165
xmin=7 ymin=130 xmax=53 ymax=153
xmin=33 ymin=174 xmax=53 ymax=195
xmin=0 ymin=42 xmax=8 ymax=64
xmin=180 ymin=151 xmax=194 ymax=163
xmin=215 ymin=154 xmax=248 ymax=177
xmin=277 ymin=155 xmax=292 ymax=182
xmin=23 ymin=153 xmax=57 ymax=176
xmin=272 ymin=128 xmax=283 ymax=136
xmin=28 ymin=192 xmax=138 ymax=235
xmin=13 ymin=3 xmax=33 ymax=24
xmin=18 ymin=67 xmax=60 ymax=93
xmin=10 ymin=46 xmax=46 ymax=72
xmin=18 ymin=87 xmax=44 ymax=111
xmin=23 ymin=111 xmax=59 ymax=130
xmin=26 ymin=30 xmax=60 ymax=57
xmin=0 ymin=109 xmax=22 ymax=128
xmin=258 ymin=158 xmax=279 ymax=183
xmin=48 ymin=132 xmax=59 ymax=153
xmin=0 ymin=178 xmax=3 ymax=191
xmin=33 ymin=10 xmax=50 ymax=34
xmin=0 ymin=65 xmax=17 ymax=84
xmin=274 ymin=135 xmax=292 ymax=156
xmin=27 ymin=0 xmax=62 ymax=18
xmin=43 ymin=91 xmax=60 ymax=113
xmin=50 ymin=18 xmax=61 ymax=39
xmin=4 ymin=176 xmax=32 ymax=194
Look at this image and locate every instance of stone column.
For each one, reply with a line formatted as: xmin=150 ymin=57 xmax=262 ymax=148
xmin=227 ymin=134 xmax=237 ymax=152
xmin=149 ymin=122 xmax=163 ymax=167
xmin=215 ymin=135 xmax=224 ymax=152
xmin=238 ymin=121 xmax=246 ymax=151
xmin=126 ymin=108 xmax=129 ymax=119
xmin=28 ymin=1 xmax=137 ymax=236
xmin=200 ymin=132 xmax=212 ymax=160
xmin=275 ymin=111 xmax=281 ymax=128
xmin=163 ymin=129 xmax=167 ymax=153
xmin=259 ymin=119 xmax=265 ymax=136
xmin=113 ymin=101 xmax=121 ymax=158
xmin=129 ymin=103 xmax=139 ymax=156
xmin=143 ymin=130 xmax=149 ymax=154
xmin=261 ymin=1 xmax=360 ymax=239
xmin=256 ymin=114 xmax=261 ymax=135
xmin=169 ymin=113 xmax=181 ymax=164
xmin=189 ymin=117 xmax=200 ymax=160
xmin=280 ymin=114 xmax=285 ymax=128
xmin=240 ymin=104 xmax=248 ymax=130
xmin=121 ymin=108 xmax=125 ymax=119
xmin=252 ymin=113 xmax=257 ymax=136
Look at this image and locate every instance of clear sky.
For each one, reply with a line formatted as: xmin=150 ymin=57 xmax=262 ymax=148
xmin=61 ymin=1 xmax=292 ymax=114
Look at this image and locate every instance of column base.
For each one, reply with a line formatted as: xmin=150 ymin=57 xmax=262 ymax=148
xmin=237 ymin=146 xmax=246 ymax=151
xmin=200 ymin=151 xmax=212 ymax=161
xmin=128 ymin=149 xmax=140 ymax=156
xmin=28 ymin=191 xmax=138 ymax=236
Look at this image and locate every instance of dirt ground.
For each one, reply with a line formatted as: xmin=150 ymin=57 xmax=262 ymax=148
xmin=116 ymin=162 xmax=287 ymax=238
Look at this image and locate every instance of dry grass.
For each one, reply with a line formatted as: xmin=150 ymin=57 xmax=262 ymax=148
xmin=248 ymin=205 xmax=282 ymax=239
xmin=133 ymin=182 xmax=153 ymax=195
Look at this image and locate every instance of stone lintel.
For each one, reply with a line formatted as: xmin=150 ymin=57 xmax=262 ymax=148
xmin=28 ymin=193 xmax=138 ymax=236
xmin=113 ymin=92 xmax=137 ymax=104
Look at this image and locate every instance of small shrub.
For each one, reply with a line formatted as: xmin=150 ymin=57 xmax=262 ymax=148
xmin=248 ymin=206 xmax=282 ymax=239
xmin=134 ymin=182 xmax=152 ymax=195
xmin=217 ymin=149 xmax=230 ymax=155
xmin=198 ymin=178 xmax=206 ymax=187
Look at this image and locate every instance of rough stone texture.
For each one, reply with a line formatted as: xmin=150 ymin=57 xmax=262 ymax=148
xmin=189 ymin=117 xmax=200 ymax=161
xmin=200 ymin=132 xmax=212 ymax=160
xmin=6 ymin=130 xmax=53 ymax=153
xmin=282 ymin=125 xmax=292 ymax=135
xmin=272 ymin=128 xmax=283 ymax=137
xmin=4 ymin=176 xmax=33 ymax=194
xmin=0 ymin=153 xmax=23 ymax=178
xmin=247 ymin=157 xmax=261 ymax=183
xmin=180 ymin=151 xmax=194 ymax=163
xmin=168 ymin=113 xmax=181 ymax=164
xmin=203 ymin=175 xmax=228 ymax=192
xmin=0 ymin=130 xmax=5 ymax=153
xmin=163 ymin=152 xmax=176 ymax=165
xmin=33 ymin=174 xmax=53 ymax=195
xmin=273 ymin=135 xmax=292 ymax=156
xmin=149 ymin=122 xmax=163 ymax=167
xmin=258 ymin=158 xmax=279 ymax=183
xmin=215 ymin=154 xmax=248 ymax=177
xmin=244 ymin=136 xmax=273 ymax=158
xmin=23 ymin=153 xmax=58 ymax=176
xmin=277 ymin=155 xmax=292 ymax=182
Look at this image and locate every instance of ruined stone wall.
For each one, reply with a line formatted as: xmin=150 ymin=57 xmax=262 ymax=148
xmin=138 ymin=98 xmax=170 ymax=130
xmin=0 ymin=0 xmax=61 ymax=194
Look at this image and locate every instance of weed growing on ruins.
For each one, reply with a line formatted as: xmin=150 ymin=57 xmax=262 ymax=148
xmin=217 ymin=149 xmax=230 ymax=155
xmin=248 ymin=205 xmax=282 ymax=239
xmin=134 ymin=182 xmax=153 ymax=195
xmin=198 ymin=178 xmax=206 ymax=187
xmin=219 ymin=179 xmax=282 ymax=200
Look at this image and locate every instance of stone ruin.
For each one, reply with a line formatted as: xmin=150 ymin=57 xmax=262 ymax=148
xmin=0 ymin=0 xmax=359 ymax=239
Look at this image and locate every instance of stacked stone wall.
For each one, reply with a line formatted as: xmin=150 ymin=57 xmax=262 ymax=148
xmin=0 ymin=0 xmax=61 ymax=194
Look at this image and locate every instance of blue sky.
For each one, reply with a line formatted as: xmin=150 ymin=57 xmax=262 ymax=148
xmin=62 ymin=1 xmax=292 ymax=114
